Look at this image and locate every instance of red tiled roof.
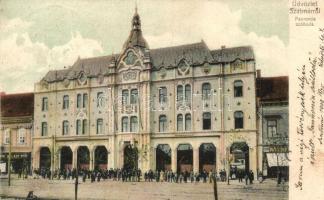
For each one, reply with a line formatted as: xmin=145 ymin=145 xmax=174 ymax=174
xmin=0 ymin=93 xmax=34 ymax=117
xmin=257 ymin=76 xmax=289 ymax=102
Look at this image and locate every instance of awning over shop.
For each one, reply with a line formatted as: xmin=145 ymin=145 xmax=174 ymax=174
xmin=266 ymin=153 xmax=289 ymax=167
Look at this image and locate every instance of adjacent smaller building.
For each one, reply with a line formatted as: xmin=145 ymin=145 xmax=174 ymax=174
xmin=0 ymin=93 xmax=34 ymax=174
xmin=257 ymin=74 xmax=289 ymax=179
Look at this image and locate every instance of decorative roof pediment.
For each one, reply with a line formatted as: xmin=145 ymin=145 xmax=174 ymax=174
xmin=177 ymin=58 xmax=190 ymax=75
xmin=117 ymin=49 xmax=144 ymax=72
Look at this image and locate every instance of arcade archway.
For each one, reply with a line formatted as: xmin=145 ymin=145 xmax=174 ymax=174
xmin=230 ymin=142 xmax=249 ymax=173
xmin=77 ymin=146 xmax=90 ymax=170
xmin=199 ymin=143 xmax=216 ymax=172
xmin=123 ymin=144 xmax=138 ymax=170
xmin=156 ymin=144 xmax=171 ymax=171
xmin=94 ymin=146 xmax=108 ymax=170
xmin=60 ymin=146 xmax=72 ymax=170
xmin=177 ymin=144 xmax=193 ymax=173
xmin=39 ymin=147 xmax=51 ymax=170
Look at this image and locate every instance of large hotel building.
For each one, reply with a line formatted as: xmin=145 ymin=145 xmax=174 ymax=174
xmin=31 ymin=10 xmax=258 ymax=175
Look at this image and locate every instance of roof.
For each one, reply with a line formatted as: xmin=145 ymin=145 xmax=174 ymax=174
xmin=42 ymin=42 xmax=255 ymax=82
xmin=257 ymin=76 xmax=289 ymax=102
xmin=0 ymin=93 xmax=34 ymax=118
xmin=150 ymin=41 xmax=214 ymax=69
xmin=210 ymin=46 xmax=254 ymax=63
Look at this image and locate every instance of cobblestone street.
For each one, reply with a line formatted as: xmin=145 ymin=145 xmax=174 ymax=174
xmin=0 ymin=177 xmax=288 ymax=200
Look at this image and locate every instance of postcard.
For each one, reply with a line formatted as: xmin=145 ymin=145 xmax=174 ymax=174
xmin=0 ymin=0 xmax=323 ymax=199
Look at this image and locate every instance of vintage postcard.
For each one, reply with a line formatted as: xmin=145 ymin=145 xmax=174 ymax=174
xmin=0 ymin=0 xmax=323 ymax=199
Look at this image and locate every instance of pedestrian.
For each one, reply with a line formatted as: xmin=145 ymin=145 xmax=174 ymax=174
xmin=249 ymin=170 xmax=254 ymax=184
xmin=244 ymin=171 xmax=249 ymax=185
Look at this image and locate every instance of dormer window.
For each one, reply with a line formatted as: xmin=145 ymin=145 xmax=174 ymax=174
xmin=124 ymin=51 xmax=137 ymax=65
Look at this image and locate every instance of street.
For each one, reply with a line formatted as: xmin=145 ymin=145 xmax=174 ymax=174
xmin=0 ymin=176 xmax=288 ymax=200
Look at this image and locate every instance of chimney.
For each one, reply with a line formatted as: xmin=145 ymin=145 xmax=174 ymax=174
xmin=256 ymin=69 xmax=261 ymax=78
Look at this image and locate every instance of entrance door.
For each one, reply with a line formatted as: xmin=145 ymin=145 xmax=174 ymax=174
xmin=123 ymin=144 xmax=138 ymax=170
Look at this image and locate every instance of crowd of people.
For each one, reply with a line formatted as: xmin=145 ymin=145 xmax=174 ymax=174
xmin=31 ymin=167 xmax=259 ymax=185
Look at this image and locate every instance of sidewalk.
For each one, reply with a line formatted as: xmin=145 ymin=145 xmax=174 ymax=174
xmin=0 ymin=177 xmax=288 ymax=200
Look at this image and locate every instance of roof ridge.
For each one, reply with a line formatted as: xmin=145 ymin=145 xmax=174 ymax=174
xmin=150 ymin=41 xmax=204 ymax=51
xmin=210 ymin=45 xmax=253 ymax=52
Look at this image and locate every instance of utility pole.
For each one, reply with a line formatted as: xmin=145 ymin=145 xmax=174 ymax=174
xmin=213 ymin=176 xmax=218 ymax=200
xmin=75 ymin=157 xmax=79 ymax=200
xmin=8 ymin=129 xmax=11 ymax=186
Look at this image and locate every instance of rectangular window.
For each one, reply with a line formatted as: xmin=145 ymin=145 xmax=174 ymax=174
xmin=234 ymin=111 xmax=244 ymax=129
xmin=41 ymin=122 xmax=47 ymax=136
xmin=203 ymin=112 xmax=211 ymax=130
xmin=77 ymin=94 xmax=82 ymax=108
xmin=159 ymin=87 xmax=167 ymax=104
xmin=42 ymin=97 xmax=48 ymax=111
xmin=63 ymin=121 xmax=69 ymax=135
xmin=159 ymin=115 xmax=167 ymax=132
xmin=82 ymin=119 xmax=87 ymax=135
xmin=267 ymin=120 xmax=277 ymax=137
xmin=76 ymin=120 xmax=81 ymax=135
xmin=177 ymin=85 xmax=183 ymax=102
xmin=130 ymin=116 xmax=138 ymax=132
xmin=18 ymin=129 xmax=25 ymax=144
xmin=97 ymin=118 xmax=103 ymax=134
xmin=122 ymin=90 xmax=129 ymax=105
xmin=234 ymin=80 xmax=243 ymax=97
xmin=4 ymin=129 xmax=10 ymax=144
xmin=63 ymin=95 xmax=69 ymax=109
xmin=83 ymin=93 xmax=88 ymax=108
xmin=122 ymin=117 xmax=128 ymax=132
xmin=97 ymin=92 xmax=104 ymax=108
xmin=130 ymin=89 xmax=138 ymax=104
xmin=202 ymin=83 xmax=211 ymax=100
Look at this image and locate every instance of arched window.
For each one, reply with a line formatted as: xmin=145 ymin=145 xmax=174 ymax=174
xmin=130 ymin=89 xmax=138 ymax=104
xmin=41 ymin=122 xmax=47 ymax=136
xmin=97 ymin=118 xmax=103 ymax=134
xmin=234 ymin=111 xmax=244 ymax=129
xmin=76 ymin=120 xmax=81 ymax=135
xmin=203 ymin=112 xmax=211 ymax=130
xmin=185 ymin=114 xmax=191 ymax=131
xmin=122 ymin=90 xmax=129 ymax=105
xmin=130 ymin=116 xmax=138 ymax=132
xmin=159 ymin=115 xmax=167 ymax=132
xmin=177 ymin=114 xmax=183 ymax=131
xmin=63 ymin=120 xmax=69 ymax=135
xmin=122 ymin=117 xmax=128 ymax=132
xmin=82 ymin=119 xmax=87 ymax=135
xmin=202 ymin=83 xmax=211 ymax=100
xmin=83 ymin=93 xmax=88 ymax=108
xmin=185 ymin=84 xmax=191 ymax=102
xmin=77 ymin=94 xmax=82 ymax=108
xmin=234 ymin=80 xmax=243 ymax=97
xmin=177 ymin=85 xmax=183 ymax=102
xmin=63 ymin=95 xmax=69 ymax=109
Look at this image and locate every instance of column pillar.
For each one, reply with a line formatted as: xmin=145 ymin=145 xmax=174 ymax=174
xmin=152 ymin=147 xmax=156 ymax=171
xmin=171 ymin=148 xmax=177 ymax=172
xmin=193 ymin=147 xmax=199 ymax=173
xmin=72 ymin=148 xmax=77 ymax=169
xmin=90 ymin=147 xmax=94 ymax=171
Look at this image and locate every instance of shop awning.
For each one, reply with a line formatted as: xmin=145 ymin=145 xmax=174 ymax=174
xmin=266 ymin=153 xmax=289 ymax=167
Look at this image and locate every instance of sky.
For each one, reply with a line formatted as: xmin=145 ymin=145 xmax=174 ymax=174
xmin=0 ymin=0 xmax=289 ymax=93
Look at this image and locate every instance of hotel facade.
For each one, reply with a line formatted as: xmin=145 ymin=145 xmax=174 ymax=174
xmin=32 ymin=11 xmax=259 ymax=175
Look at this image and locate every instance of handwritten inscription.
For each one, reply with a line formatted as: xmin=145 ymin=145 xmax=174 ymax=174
xmin=295 ymin=28 xmax=324 ymax=190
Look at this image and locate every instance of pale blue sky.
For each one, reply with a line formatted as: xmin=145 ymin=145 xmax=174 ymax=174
xmin=0 ymin=0 xmax=289 ymax=93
